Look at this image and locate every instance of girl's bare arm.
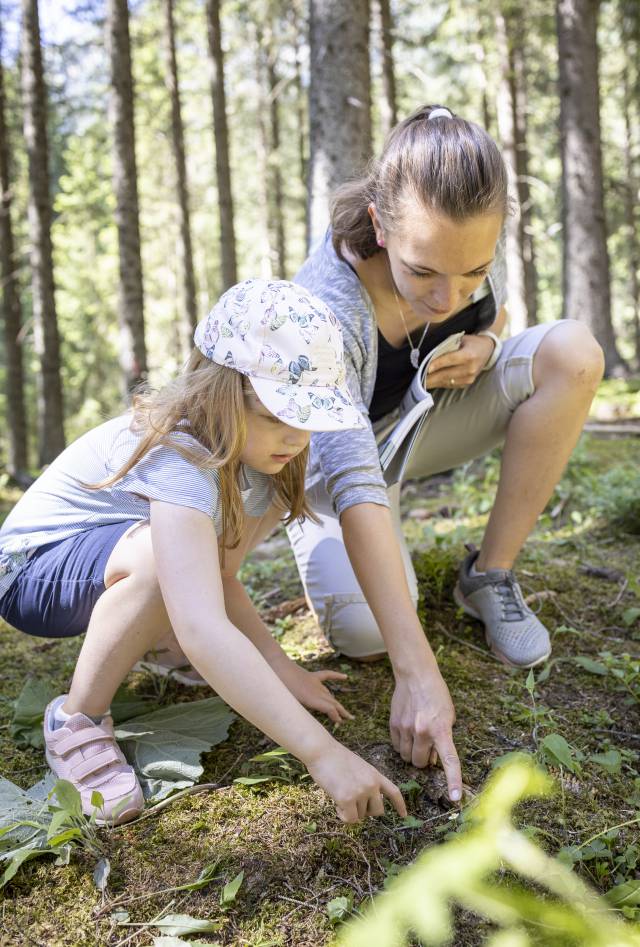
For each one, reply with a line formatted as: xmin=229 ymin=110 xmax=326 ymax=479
xmin=149 ymin=499 xmax=406 ymax=822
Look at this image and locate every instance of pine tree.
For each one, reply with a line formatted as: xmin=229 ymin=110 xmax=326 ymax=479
xmin=21 ymin=0 xmax=65 ymax=464
xmin=107 ymin=0 xmax=148 ymax=393
xmin=308 ymin=0 xmax=372 ymax=249
xmin=0 ymin=12 xmax=28 ymax=479
xmin=556 ymin=0 xmax=624 ymax=374
xmin=205 ymin=0 xmax=237 ymax=289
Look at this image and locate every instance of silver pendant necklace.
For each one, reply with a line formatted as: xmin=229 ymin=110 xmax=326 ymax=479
xmin=388 ymin=257 xmax=430 ymax=369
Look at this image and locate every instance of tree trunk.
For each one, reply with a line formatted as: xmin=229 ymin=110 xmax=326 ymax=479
xmin=556 ymin=0 xmax=624 ymax=374
xmin=265 ymin=27 xmax=286 ymax=278
xmin=0 ymin=17 xmax=28 ymax=478
xmin=495 ymin=6 xmax=538 ymax=333
xmin=291 ymin=0 xmax=309 ymax=251
xmin=163 ymin=0 xmax=198 ymax=356
xmin=107 ymin=0 xmax=147 ymax=394
xmin=21 ymin=0 xmax=65 ymax=464
xmin=620 ymin=2 xmax=640 ymax=367
xmin=205 ymin=0 xmax=237 ymax=290
xmin=308 ymin=0 xmax=372 ymax=250
xmin=374 ymin=0 xmax=397 ymax=138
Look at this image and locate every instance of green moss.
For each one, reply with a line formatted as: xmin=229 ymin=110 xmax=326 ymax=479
xmin=2 ymin=435 xmax=640 ymax=944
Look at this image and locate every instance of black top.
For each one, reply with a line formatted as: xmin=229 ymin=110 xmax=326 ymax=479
xmin=369 ymin=293 xmax=496 ymax=423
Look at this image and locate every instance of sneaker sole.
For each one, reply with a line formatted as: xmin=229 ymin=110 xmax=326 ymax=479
xmin=453 ymin=583 xmax=551 ymax=670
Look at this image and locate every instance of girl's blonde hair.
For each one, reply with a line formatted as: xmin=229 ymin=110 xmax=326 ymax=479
xmin=93 ymin=350 xmax=316 ymax=554
xmin=331 ymin=103 xmax=509 ymax=260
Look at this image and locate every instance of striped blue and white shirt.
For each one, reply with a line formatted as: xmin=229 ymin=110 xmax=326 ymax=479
xmin=0 ymin=413 xmax=274 ymax=599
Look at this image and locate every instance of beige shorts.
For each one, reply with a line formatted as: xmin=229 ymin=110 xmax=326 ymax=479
xmin=286 ymin=321 xmax=564 ymax=657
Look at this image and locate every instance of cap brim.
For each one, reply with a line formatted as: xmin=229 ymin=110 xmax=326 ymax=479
xmin=249 ymin=377 xmax=368 ymax=432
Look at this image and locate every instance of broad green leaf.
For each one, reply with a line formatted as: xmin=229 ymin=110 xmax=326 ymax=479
xmin=51 ymin=780 xmax=83 ymax=819
xmin=139 ymin=778 xmax=193 ymax=802
xmin=574 ymin=656 xmax=608 ymax=676
xmin=115 ymin=697 xmax=235 ymax=797
xmin=152 ymin=938 xmax=214 ymax=947
xmin=399 ymin=815 xmax=424 ymax=829
xmin=173 ymin=861 xmax=221 ymax=893
xmin=110 ymin=685 xmax=154 ymax=723
xmin=589 ymin=750 xmax=622 ymax=774
xmin=622 ymin=607 xmax=640 ymax=628
xmin=525 ymin=668 xmax=535 ymax=695
xmin=47 ymin=828 xmax=83 ymax=847
xmin=233 ymin=775 xmax=280 ymax=786
xmin=93 ymin=857 xmax=110 ymax=892
xmin=47 ymin=808 xmax=72 ymax=841
xmin=10 ymin=679 xmax=57 ymax=749
xmin=606 ymin=880 xmax=640 ymax=907
xmin=220 ymin=869 xmax=244 ymax=906
xmin=540 ymin=734 xmax=580 ymax=774
xmin=0 ymin=776 xmax=44 ymax=835
xmin=1 ymin=844 xmax=47 ymax=888
xmin=326 ymin=894 xmax=353 ymax=924
xmin=90 ymin=790 xmax=104 ymax=810
xmin=153 ymin=914 xmax=222 ymax=936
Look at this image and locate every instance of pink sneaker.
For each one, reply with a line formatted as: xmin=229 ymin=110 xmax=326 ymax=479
xmin=44 ymin=697 xmax=144 ymax=826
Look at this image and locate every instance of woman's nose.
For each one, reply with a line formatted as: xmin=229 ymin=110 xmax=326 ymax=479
xmin=429 ymin=277 xmax=458 ymax=312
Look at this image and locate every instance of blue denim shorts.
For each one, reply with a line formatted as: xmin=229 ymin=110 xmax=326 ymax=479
xmin=0 ymin=520 xmax=137 ymax=638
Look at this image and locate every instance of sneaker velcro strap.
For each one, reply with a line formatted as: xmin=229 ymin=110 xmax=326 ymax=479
xmin=55 ymin=727 xmax=114 ymax=756
xmin=72 ymin=747 xmax=122 ymax=781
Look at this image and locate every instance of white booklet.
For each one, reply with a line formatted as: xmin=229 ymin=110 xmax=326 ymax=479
xmin=378 ymin=331 xmax=465 ymax=485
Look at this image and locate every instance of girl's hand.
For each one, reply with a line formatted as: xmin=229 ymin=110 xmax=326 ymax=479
xmin=305 ymin=743 xmax=407 ymax=823
xmin=425 ymin=334 xmax=495 ymax=389
xmin=269 ymin=655 xmax=354 ymax=724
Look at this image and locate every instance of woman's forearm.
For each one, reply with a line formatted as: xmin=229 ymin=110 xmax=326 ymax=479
xmin=340 ymin=502 xmax=440 ymax=676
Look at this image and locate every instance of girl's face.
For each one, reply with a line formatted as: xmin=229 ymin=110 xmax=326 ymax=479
xmin=371 ymin=203 xmax=503 ymax=323
xmin=241 ymin=394 xmax=310 ymax=473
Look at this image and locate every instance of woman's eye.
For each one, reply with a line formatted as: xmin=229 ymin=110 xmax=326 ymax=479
xmin=471 ymin=269 xmax=489 ymax=279
xmin=408 ymin=269 xmax=433 ymax=279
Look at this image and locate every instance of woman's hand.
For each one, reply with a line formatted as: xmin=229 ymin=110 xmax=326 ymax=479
xmin=305 ymin=743 xmax=407 ymax=823
xmin=269 ymin=655 xmax=354 ymax=724
xmin=390 ymin=668 xmax=462 ymax=803
xmin=425 ymin=334 xmax=495 ymax=390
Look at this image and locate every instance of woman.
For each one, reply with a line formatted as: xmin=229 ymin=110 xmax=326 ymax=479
xmin=287 ymin=105 xmax=604 ymax=802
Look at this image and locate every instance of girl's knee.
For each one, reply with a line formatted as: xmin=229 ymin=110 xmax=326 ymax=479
xmin=534 ymin=321 xmax=605 ymax=390
xmin=320 ymin=592 xmax=387 ymax=659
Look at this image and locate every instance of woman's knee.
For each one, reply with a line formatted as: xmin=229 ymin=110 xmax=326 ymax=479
xmin=533 ymin=321 xmax=605 ymax=392
xmin=319 ymin=592 xmax=388 ymax=659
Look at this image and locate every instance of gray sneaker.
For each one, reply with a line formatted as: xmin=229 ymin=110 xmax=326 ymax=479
xmin=453 ymin=545 xmax=551 ymax=668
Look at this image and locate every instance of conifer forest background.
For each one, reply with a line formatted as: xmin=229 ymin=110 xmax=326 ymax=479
xmin=1 ymin=0 xmax=639 ymax=480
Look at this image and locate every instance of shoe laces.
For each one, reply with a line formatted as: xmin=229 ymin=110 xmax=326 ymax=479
xmin=496 ymin=573 xmax=527 ymax=622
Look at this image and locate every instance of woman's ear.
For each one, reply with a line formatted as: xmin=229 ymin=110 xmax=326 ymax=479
xmin=368 ymin=203 xmax=386 ymax=248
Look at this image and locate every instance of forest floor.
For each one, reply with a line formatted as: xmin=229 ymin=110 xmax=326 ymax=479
xmin=1 ymin=378 xmax=640 ymax=947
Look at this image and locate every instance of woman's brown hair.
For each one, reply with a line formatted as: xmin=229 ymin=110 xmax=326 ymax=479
xmin=331 ymin=104 xmax=509 ymax=260
xmin=90 ymin=350 xmax=316 ymax=557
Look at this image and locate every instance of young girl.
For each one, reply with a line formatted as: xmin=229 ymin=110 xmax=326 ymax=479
xmin=0 ymin=278 xmax=407 ymax=826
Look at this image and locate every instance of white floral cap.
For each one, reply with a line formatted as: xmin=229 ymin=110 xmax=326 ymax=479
xmin=193 ymin=279 xmax=367 ymax=432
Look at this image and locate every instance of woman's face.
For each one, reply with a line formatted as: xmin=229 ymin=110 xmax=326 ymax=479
xmin=373 ymin=204 xmax=503 ymax=323
xmin=241 ymin=393 xmax=310 ymax=473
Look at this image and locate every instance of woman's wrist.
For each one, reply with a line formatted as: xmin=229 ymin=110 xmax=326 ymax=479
xmin=477 ymin=330 xmax=502 ymax=370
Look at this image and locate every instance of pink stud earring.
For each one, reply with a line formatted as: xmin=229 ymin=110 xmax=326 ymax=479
xmin=377 ymin=238 xmax=385 ymax=248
